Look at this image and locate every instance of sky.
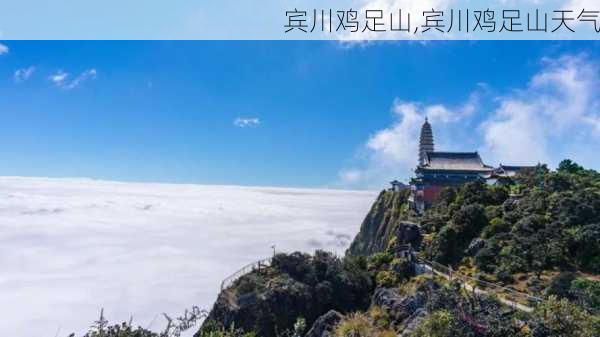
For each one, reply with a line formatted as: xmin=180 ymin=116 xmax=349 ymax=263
xmin=1 ymin=41 xmax=600 ymax=189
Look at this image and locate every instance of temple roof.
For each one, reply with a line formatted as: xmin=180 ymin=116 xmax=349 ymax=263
xmin=493 ymin=164 xmax=537 ymax=177
xmin=418 ymin=151 xmax=493 ymax=172
xmin=497 ymin=164 xmax=536 ymax=171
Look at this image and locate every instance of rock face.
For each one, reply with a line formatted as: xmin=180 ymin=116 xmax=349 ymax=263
xmin=371 ymin=288 xmax=427 ymax=324
xmin=304 ymin=310 xmax=343 ymax=337
xmin=465 ymin=238 xmax=485 ymax=256
xmin=197 ymin=252 xmax=372 ymax=337
xmin=197 ymin=276 xmax=314 ymax=337
xmin=395 ymin=222 xmax=423 ymax=251
xmin=347 ymin=190 xmax=411 ymax=256
xmin=398 ymin=308 xmax=429 ymax=337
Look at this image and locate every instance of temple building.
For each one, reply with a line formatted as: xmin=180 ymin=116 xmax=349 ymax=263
xmin=488 ymin=165 xmax=536 ymax=185
xmin=407 ymin=119 xmax=531 ymax=212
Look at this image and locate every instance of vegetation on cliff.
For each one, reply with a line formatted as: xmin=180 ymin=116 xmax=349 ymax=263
xmin=346 ymin=189 xmax=416 ymax=256
xmin=198 ymin=251 xmax=373 ymax=337
xmin=421 ymin=161 xmax=600 ymax=294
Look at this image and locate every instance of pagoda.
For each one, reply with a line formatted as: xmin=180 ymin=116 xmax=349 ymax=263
xmin=409 ymin=119 xmax=494 ymax=212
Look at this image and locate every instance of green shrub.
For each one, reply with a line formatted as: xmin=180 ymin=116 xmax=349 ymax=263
xmin=545 ymin=272 xmax=576 ymax=299
xmin=369 ymin=306 xmax=390 ymax=329
xmin=368 ymin=252 xmax=394 ymax=271
xmin=409 ymin=310 xmax=453 ymax=337
xmin=335 ymin=313 xmax=374 ymax=337
xmin=571 ymin=278 xmax=600 ymax=314
xmin=375 ymin=271 xmax=398 ymax=288
xmin=531 ymin=296 xmax=597 ymax=337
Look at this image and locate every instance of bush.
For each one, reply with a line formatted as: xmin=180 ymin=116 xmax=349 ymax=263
xmin=368 ymin=252 xmax=394 ymax=271
xmin=451 ymin=204 xmax=488 ymax=239
xmin=530 ymin=296 xmax=597 ymax=337
xmin=409 ymin=310 xmax=453 ymax=337
xmin=334 ymin=313 xmax=374 ymax=337
xmin=375 ymin=271 xmax=398 ymax=288
xmin=545 ymin=272 xmax=576 ymax=299
xmin=481 ymin=217 xmax=510 ymax=238
xmin=369 ymin=306 xmax=390 ymax=329
xmin=558 ymin=159 xmax=584 ymax=174
xmin=428 ymin=225 xmax=460 ymax=265
xmin=390 ymin=257 xmax=414 ymax=280
xmin=572 ymin=223 xmax=600 ymax=273
xmin=376 ymin=330 xmax=396 ymax=337
xmin=271 ymin=252 xmax=313 ymax=282
xmin=570 ymin=278 xmax=600 ymax=314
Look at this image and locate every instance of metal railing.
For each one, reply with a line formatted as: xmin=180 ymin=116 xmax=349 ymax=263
xmin=396 ymin=244 xmax=413 ymax=251
xmin=220 ymin=257 xmax=272 ymax=291
xmin=417 ymin=257 xmax=542 ymax=312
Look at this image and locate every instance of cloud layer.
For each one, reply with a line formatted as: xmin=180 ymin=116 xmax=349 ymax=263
xmin=0 ymin=177 xmax=375 ymax=337
xmin=340 ymin=54 xmax=600 ymax=188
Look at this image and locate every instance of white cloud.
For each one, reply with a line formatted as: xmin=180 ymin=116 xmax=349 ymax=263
xmin=49 ymin=68 xmax=97 ymax=90
xmin=0 ymin=176 xmax=376 ymax=337
xmin=480 ymin=54 xmax=600 ymax=166
xmin=49 ymin=70 xmax=69 ymax=85
xmin=13 ymin=66 xmax=35 ymax=82
xmin=480 ymin=99 xmax=548 ymax=165
xmin=233 ymin=117 xmax=261 ymax=128
xmin=338 ymin=99 xmax=468 ymax=188
xmin=0 ymin=43 xmax=8 ymax=55
xmin=340 ymin=54 xmax=600 ymax=188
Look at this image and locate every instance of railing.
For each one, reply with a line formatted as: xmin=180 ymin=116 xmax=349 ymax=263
xmin=220 ymin=258 xmax=272 ymax=291
xmin=417 ymin=257 xmax=542 ymax=312
xmin=396 ymin=244 xmax=413 ymax=251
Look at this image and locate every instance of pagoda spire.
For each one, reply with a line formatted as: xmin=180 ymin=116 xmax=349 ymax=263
xmin=419 ymin=118 xmax=434 ymax=166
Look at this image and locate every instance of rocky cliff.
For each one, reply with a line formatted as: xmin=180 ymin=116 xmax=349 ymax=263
xmin=197 ymin=251 xmax=373 ymax=337
xmin=346 ymin=189 xmax=414 ymax=256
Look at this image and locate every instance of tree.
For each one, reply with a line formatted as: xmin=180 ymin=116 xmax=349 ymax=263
xmin=428 ymin=225 xmax=460 ymax=265
xmin=530 ymin=296 xmax=598 ymax=337
xmin=510 ymin=215 xmax=548 ymax=277
xmin=451 ymin=204 xmax=489 ymax=240
xmin=427 ymin=204 xmax=489 ymax=265
xmin=517 ymin=164 xmax=549 ymax=189
xmin=572 ymin=223 xmax=600 ymax=273
xmin=545 ymin=272 xmax=576 ymax=299
xmin=474 ymin=240 xmax=500 ymax=274
xmin=558 ymin=159 xmax=584 ymax=174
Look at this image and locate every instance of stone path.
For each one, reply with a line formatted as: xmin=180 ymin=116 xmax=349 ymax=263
xmin=417 ymin=258 xmax=540 ymax=313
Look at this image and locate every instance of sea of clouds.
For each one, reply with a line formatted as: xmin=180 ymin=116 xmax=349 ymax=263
xmin=0 ymin=177 xmax=377 ymax=337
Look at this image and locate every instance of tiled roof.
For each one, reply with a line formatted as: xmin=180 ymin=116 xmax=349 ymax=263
xmin=494 ymin=165 xmax=537 ymax=177
xmin=419 ymin=152 xmax=493 ymax=172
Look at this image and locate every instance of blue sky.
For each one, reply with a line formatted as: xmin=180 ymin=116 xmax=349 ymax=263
xmin=1 ymin=41 xmax=599 ymax=188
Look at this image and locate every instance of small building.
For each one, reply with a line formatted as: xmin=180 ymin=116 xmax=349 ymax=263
xmin=389 ymin=180 xmax=406 ymax=192
xmin=488 ymin=164 xmax=536 ymax=185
